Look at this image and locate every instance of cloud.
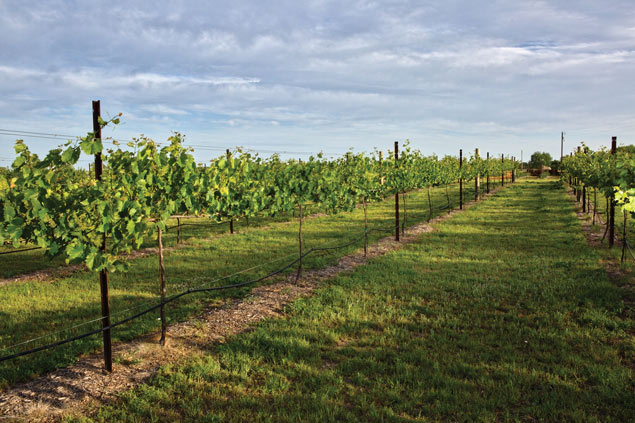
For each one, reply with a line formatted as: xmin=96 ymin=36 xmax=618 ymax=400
xmin=0 ymin=0 xmax=634 ymax=160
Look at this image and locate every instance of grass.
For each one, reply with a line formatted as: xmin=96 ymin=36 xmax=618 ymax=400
xmin=0 ymin=178 xmax=500 ymax=388
xmin=68 ymin=178 xmax=634 ymax=423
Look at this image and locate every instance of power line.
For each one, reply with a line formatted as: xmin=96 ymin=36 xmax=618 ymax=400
xmin=0 ymin=128 xmax=77 ymax=138
xmin=0 ymin=127 xmax=336 ymax=156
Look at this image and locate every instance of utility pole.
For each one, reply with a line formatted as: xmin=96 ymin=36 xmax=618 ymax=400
xmin=560 ymin=131 xmax=564 ymax=162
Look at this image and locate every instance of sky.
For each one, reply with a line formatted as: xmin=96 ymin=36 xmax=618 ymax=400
xmin=1 ymin=0 xmax=634 ymax=164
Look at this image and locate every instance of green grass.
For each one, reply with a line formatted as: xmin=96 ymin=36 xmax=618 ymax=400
xmin=69 ymin=178 xmax=634 ymax=423
xmin=0 ymin=179 xmax=499 ymax=388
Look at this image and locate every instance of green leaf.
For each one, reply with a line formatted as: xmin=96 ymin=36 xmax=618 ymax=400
xmin=13 ymin=155 xmax=26 ymax=167
xmin=66 ymin=243 xmax=85 ymax=261
xmin=14 ymin=141 xmax=26 ymax=153
xmin=80 ymin=138 xmax=103 ymax=155
xmin=61 ymin=146 xmax=78 ymax=163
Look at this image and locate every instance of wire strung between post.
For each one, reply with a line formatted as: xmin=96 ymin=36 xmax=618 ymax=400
xmin=0 ymin=224 xmax=397 ymax=363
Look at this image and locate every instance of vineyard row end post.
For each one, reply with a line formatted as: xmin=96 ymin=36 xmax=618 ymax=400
xmin=486 ymin=152 xmax=490 ymax=194
xmin=459 ymin=149 xmax=463 ymax=210
xmin=609 ymin=136 xmax=617 ymax=248
xmin=92 ymin=100 xmax=113 ymax=373
xmin=395 ymin=141 xmax=400 ymax=241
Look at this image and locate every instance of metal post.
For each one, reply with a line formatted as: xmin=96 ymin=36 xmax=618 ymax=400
xmin=475 ymin=148 xmax=480 ymax=201
xmin=93 ymin=100 xmax=112 ymax=373
xmin=459 ymin=149 xmax=463 ymax=209
xmin=395 ymin=141 xmax=400 ymax=241
xmin=297 ymin=203 xmax=303 ymax=279
xmin=226 ymin=148 xmax=234 ymax=234
xmin=158 ymin=227 xmax=167 ymax=346
xmin=486 ymin=152 xmax=490 ymax=193
xmin=609 ymin=137 xmax=617 ymax=248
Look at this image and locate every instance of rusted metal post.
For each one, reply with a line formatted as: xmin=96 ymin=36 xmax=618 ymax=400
xmin=576 ymin=147 xmax=582 ymax=202
xmin=395 ymin=141 xmax=400 ymax=241
xmin=226 ymin=148 xmax=234 ymax=234
xmin=459 ymin=149 xmax=463 ymax=209
xmin=609 ymin=137 xmax=617 ymax=248
xmin=297 ymin=203 xmax=303 ymax=279
xmin=158 ymin=227 xmax=167 ymax=345
xmin=511 ymin=157 xmax=516 ymax=183
xmin=93 ymin=100 xmax=112 ymax=373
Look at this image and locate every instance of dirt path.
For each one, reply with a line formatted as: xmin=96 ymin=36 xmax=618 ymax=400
xmin=0 ymin=186 xmax=504 ymax=422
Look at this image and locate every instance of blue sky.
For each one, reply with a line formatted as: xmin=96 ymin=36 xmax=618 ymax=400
xmin=1 ymin=0 xmax=634 ymax=164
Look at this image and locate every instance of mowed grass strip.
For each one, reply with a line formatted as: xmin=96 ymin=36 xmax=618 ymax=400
xmin=72 ymin=178 xmax=634 ymax=423
xmin=0 ymin=179 xmax=492 ymax=388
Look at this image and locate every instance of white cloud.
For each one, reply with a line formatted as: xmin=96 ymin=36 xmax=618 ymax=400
xmin=0 ymin=0 xmax=634 ymax=160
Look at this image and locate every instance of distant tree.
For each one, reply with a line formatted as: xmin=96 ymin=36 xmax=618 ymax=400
xmin=617 ymin=144 xmax=635 ymax=154
xmin=528 ymin=152 xmax=552 ymax=169
xmin=550 ymin=159 xmax=560 ymax=171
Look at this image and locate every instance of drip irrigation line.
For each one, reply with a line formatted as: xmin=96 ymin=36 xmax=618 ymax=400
xmin=367 ymin=226 xmax=395 ymax=234
xmin=0 ymin=246 xmax=42 ymax=255
xmin=0 ymin=250 xmax=300 ymax=355
xmin=187 ymin=251 xmax=301 ymax=291
xmin=165 ymin=220 xmax=228 ymax=231
xmin=0 ymin=225 xmax=398 ymax=363
xmin=0 ymin=315 xmax=110 ymax=354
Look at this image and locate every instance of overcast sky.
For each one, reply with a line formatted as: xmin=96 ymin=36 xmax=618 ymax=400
xmin=1 ymin=0 xmax=634 ymax=164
